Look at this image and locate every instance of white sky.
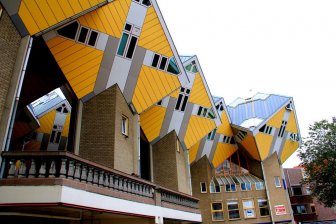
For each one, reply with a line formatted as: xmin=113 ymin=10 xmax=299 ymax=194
xmin=157 ymin=0 xmax=336 ymax=167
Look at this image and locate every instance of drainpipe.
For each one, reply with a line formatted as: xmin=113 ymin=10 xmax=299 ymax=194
xmin=137 ymin=114 xmax=141 ymax=177
xmin=0 ymin=36 xmax=33 ymax=177
xmin=261 ymin=161 xmax=275 ymax=224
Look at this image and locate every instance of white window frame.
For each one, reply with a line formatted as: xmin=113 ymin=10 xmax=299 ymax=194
xmin=242 ymin=199 xmax=256 ymax=219
xmin=121 ymin=115 xmax=129 ymax=136
xmin=274 ymin=176 xmax=281 ymax=188
xmin=117 ymin=23 xmax=140 ymax=60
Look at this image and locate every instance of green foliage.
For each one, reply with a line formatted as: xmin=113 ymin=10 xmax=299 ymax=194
xmin=298 ymin=117 xmax=336 ymax=207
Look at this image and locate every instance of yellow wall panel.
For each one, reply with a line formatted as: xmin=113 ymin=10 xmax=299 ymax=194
xmin=286 ymin=111 xmax=299 ymax=133
xmin=184 ymin=116 xmax=216 ymax=149
xmin=47 ymin=37 xmax=103 ymax=99
xmin=18 ymin=0 xmax=106 ymax=35
xmin=37 ymin=110 xmax=57 ymax=134
xmin=255 ymin=133 xmax=273 ymax=160
xmin=140 ymin=106 xmax=166 ymax=142
xmin=280 ymin=140 xmax=299 ymax=164
xmin=241 ymin=134 xmax=260 ymax=161
xmin=170 ymin=89 xmax=180 ymax=99
xmin=62 ymin=113 xmax=71 ymax=137
xmin=139 ymin=7 xmax=173 ymax=57
xmin=132 ymin=66 xmax=180 ymax=113
xmin=188 ymin=141 xmax=200 ymax=164
xmin=267 ymin=107 xmax=285 ymax=128
xmin=217 ymin=113 xmax=233 ymax=136
xmin=189 ymin=74 xmax=212 ymax=108
xmin=212 ymin=144 xmax=237 ymax=168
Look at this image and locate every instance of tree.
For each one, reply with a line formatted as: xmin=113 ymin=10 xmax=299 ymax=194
xmin=298 ymin=117 xmax=336 ymax=207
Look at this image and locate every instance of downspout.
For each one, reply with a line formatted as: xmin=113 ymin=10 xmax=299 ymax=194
xmin=261 ymin=161 xmax=275 ymax=224
xmin=4 ymin=37 xmax=33 ymax=151
xmin=137 ymin=114 xmax=141 ymax=177
xmin=0 ymin=36 xmax=32 ymax=177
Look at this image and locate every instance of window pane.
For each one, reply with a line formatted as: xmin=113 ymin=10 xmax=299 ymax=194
xmin=159 ymin=57 xmax=168 ymax=70
xmin=50 ymin=131 xmax=56 ymax=143
xmin=243 ymin=200 xmax=253 ymax=209
xmin=244 ymin=209 xmax=255 ymax=218
xmin=192 ymin=65 xmax=198 ymax=73
xmin=126 ymin=36 xmax=138 ymax=59
xmin=201 ymin=182 xmax=206 ymax=192
xmin=275 ymin=176 xmax=281 ymax=187
xmin=212 ymin=203 xmax=222 ymax=210
xmin=88 ymin=31 xmax=98 ymax=46
xmin=258 ymin=199 xmax=268 ymax=207
xmin=55 ymin=132 xmax=62 ymax=144
xmin=117 ymin=33 xmax=129 ymax=56
xmin=181 ymin=96 xmax=188 ymax=111
xmin=57 ymin=21 xmax=79 ymax=39
xmin=167 ymin=57 xmax=180 ymax=74
xmin=175 ymin=94 xmax=183 ymax=110
xmin=226 ymin=184 xmax=231 ymax=192
xmin=229 ymin=210 xmax=240 ymax=219
xmin=212 ymin=212 xmax=224 ymax=221
xmin=185 ymin=64 xmax=192 ymax=71
xmin=260 ymin=207 xmax=270 ymax=216
xmin=228 ymin=202 xmax=238 ymax=210
xmin=197 ymin=107 xmax=203 ymax=116
xmin=152 ymin=54 xmax=160 ymax=67
xmin=78 ymin=27 xmax=89 ymax=43
xmin=231 ymin=184 xmax=236 ymax=191
xmin=125 ymin=23 xmax=132 ymax=31
xmin=142 ymin=0 xmax=151 ymax=6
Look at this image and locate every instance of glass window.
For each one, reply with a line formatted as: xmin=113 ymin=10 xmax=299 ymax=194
xmin=200 ymin=182 xmax=207 ymax=193
xmin=159 ymin=57 xmax=168 ymax=70
xmin=57 ymin=21 xmax=79 ymax=40
xmin=210 ymin=180 xmax=220 ymax=193
xmin=292 ymin=205 xmax=307 ymax=214
xmin=121 ymin=115 xmax=128 ymax=136
xmin=211 ymin=203 xmax=224 ymax=221
xmin=152 ymin=54 xmax=160 ymax=67
xmin=274 ymin=176 xmax=281 ymax=187
xmin=175 ymin=88 xmax=190 ymax=112
xmin=227 ymin=201 xmax=240 ymax=220
xmin=117 ymin=33 xmax=129 ymax=56
xmin=292 ymin=187 xmax=303 ymax=196
xmin=185 ymin=64 xmax=192 ymax=71
xmin=242 ymin=199 xmax=256 ymax=218
xmin=126 ymin=36 xmax=138 ymax=59
xmin=142 ymin=0 xmax=152 ymax=7
xmin=256 ymin=182 xmax=265 ymax=190
xmin=167 ymin=57 xmax=180 ymax=74
xmin=78 ymin=27 xmax=89 ymax=43
xmin=258 ymin=199 xmax=270 ymax=216
xmin=88 ymin=31 xmax=98 ymax=46
xmin=207 ymin=129 xmax=216 ymax=141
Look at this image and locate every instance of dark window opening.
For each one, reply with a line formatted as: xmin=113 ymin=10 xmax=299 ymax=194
xmin=259 ymin=124 xmax=266 ymax=132
xmin=140 ymin=131 xmax=151 ymax=181
xmin=117 ymin=33 xmax=129 ymax=56
xmin=181 ymin=96 xmax=188 ymax=111
xmin=88 ymin=31 xmax=98 ymax=46
xmin=125 ymin=23 xmax=132 ymax=31
xmin=159 ymin=57 xmax=168 ymax=70
xmin=78 ymin=27 xmax=89 ymax=43
xmin=152 ymin=54 xmax=160 ymax=67
xmin=175 ymin=94 xmax=183 ymax=110
xmin=292 ymin=187 xmax=303 ymax=196
xmin=126 ymin=36 xmax=138 ymax=59
xmin=200 ymin=182 xmax=206 ymax=192
xmin=167 ymin=57 xmax=180 ymax=74
xmin=142 ymin=0 xmax=151 ymax=6
xmin=57 ymin=21 xmax=79 ymax=40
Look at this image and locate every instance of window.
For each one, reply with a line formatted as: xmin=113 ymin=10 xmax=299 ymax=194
xmin=117 ymin=23 xmax=140 ymax=59
xmin=0 ymin=5 xmax=3 ymax=18
xmin=258 ymin=199 xmax=270 ymax=216
xmin=207 ymin=129 xmax=216 ymax=141
xmin=241 ymin=182 xmax=251 ymax=191
xmin=56 ymin=104 xmax=68 ymax=114
xmin=200 ymin=182 xmax=207 ymax=193
xmin=121 ymin=115 xmax=129 ymax=136
xmin=227 ymin=201 xmax=240 ymax=220
xmin=185 ymin=60 xmax=198 ymax=73
xmin=210 ymin=180 xmax=221 ymax=193
xmin=216 ymin=102 xmax=224 ymax=111
xmin=292 ymin=205 xmax=307 ymax=214
xmin=285 ymin=102 xmax=293 ymax=111
xmin=50 ymin=125 xmax=62 ymax=144
xmin=242 ymin=199 xmax=256 ymax=218
xmin=259 ymin=124 xmax=273 ymax=135
xmin=151 ymin=54 xmax=180 ymax=75
xmin=278 ymin=121 xmax=287 ymax=138
xmin=274 ymin=176 xmax=281 ymax=187
xmin=292 ymin=187 xmax=303 ymax=196
xmin=57 ymin=21 xmax=98 ymax=47
xmin=236 ymin=131 xmax=247 ymax=141
xmin=211 ymin=203 xmax=224 ymax=221
xmin=255 ymin=182 xmax=265 ymax=190
xmin=225 ymin=184 xmax=236 ymax=192
xmin=175 ymin=87 xmax=190 ymax=112
xmin=133 ymin=0 xmax=152 ymax=7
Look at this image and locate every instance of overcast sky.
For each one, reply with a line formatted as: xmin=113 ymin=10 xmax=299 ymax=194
xmin=157 ymin=0 xmax=336 ymax=167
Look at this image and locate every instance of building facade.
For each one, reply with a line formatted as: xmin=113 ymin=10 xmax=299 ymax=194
xmin=284 ymin=167 xmax=336 ymax=223
xmin=0 ymin=1 xmax=302 ymax=224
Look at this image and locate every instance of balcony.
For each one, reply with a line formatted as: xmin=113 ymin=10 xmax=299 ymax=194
xmin=294 ymin=213 xmax=318 ymax=222
xmin=0 ymin=151 xmax=201 ymax=223
xmin=290 ymin=194 xmax=314 ymax=204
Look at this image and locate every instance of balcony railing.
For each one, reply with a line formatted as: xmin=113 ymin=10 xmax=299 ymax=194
xmin=0 ymin=151 xmax=199 ymax=211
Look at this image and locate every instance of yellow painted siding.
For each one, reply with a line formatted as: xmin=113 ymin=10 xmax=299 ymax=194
xmin=188 ymin=141 xmax=200 ymax=164
xmin=241 ymin=134 xmax=260 ymax=161
xmin=267 ymin=107 xmax=286 ymax=128
xmin=189 ymin=73 xmax=212 ymax=108
xmin=286 ymin=111 xmax=298 ymax=133
xmin=37 ymin=110 xmax=57 ymax=134
xmin=18 ymin=0 xmax=106 ymax=35
xmin=78 ymin=0 xmax=131 ymax=38
xmin=212 ymin=143 xmax=237 ymax=168
xmin=280 ymin=140 xmax=299 ymax=164
xmin=184 ymin=115 xmax=216 ymax=149
xmin=132 ymin=65 xmax=180 ymax=113
xmin=140 ymin=106 xmax=166 ymax=142
xmin=62 ymin=113 xmax=71 ymax=137
xmin=170 ymin=88 xmax=180 ymax=99
xmin=46 ymin=37 xmax=104 ymax=99
xmin=138 ymin=7 xmax=173 ymax=57
xmin=255 ymin=133 xmax=273 ymax=160
xmin=217 ymin=113 xmax=233 ymax=136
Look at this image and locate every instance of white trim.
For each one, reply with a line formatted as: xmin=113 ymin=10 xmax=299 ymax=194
xmin=0 ymin=185 xmax=202 ymax=222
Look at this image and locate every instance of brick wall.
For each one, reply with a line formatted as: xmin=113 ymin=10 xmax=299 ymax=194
xmin=263 ymin=152 xmax=293 ymax=222
xmin=79 ymin=84 xmax=137 ymax=174
xmin=152 ymin=131 xmax=191 ymax=194
xmin=0 ymin=11 xmax=21 ymax=127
